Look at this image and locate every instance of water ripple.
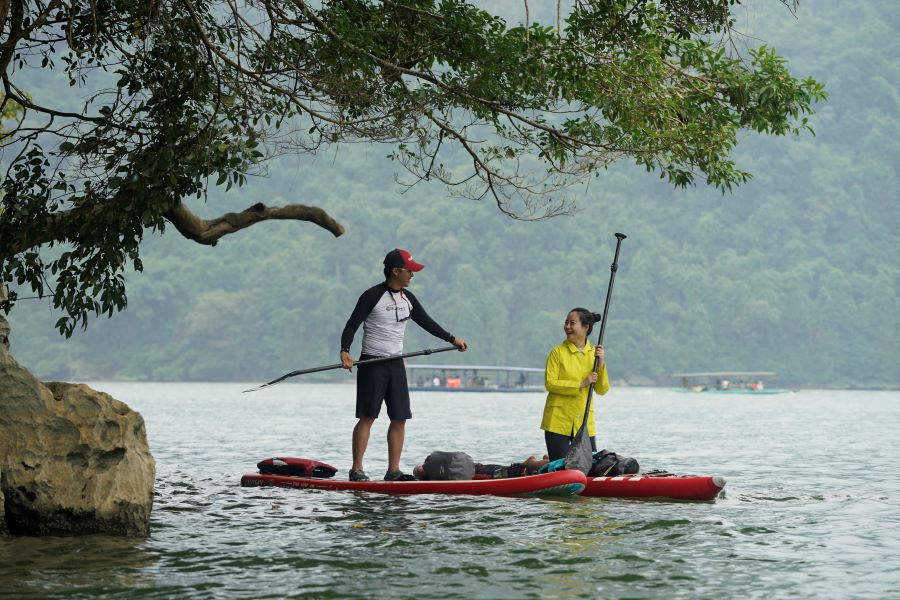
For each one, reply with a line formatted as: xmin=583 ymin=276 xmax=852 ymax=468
xmin=2 ymin=385 xmax=899 ymax=599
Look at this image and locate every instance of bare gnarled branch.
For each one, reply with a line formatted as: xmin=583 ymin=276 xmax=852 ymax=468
xmin=164 ymin=200 xmax=344 ymax=245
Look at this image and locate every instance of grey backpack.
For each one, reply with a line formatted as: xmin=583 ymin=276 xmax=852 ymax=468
xmin=422 ymin=451 xmax=475 ymax=480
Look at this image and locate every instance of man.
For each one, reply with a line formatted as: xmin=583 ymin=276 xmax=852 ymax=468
xmin=340 ymin=248 xmax=468 ymax=481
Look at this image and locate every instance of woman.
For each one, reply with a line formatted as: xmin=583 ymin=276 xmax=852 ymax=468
xmin=540 ymin=308 xmax=610 ymax=461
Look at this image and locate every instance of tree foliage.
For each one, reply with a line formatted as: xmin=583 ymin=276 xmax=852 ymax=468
xmin=0 ymin=0 xmax=823 ymax=335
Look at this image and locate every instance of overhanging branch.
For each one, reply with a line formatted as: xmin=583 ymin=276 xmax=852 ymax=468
xmin=0 ymin=199 xmax=343 ymax=262
xmin=164 ymin=200 xmax=344 ymax=245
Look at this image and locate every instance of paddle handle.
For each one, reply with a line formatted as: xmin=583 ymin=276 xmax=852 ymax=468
xmin=347 ymin=346 xmax=458 ymax=371
xmin=244 ymin=345 xmax=459 ymax=393
xmin=594 ymin=233 xmax=626 ymax=351
xmin=581 ymin=233 xmax=626 ymax=421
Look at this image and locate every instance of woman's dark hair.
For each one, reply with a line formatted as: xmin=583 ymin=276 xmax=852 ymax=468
xmin=569 ymin=307 xmax=603 ymax=336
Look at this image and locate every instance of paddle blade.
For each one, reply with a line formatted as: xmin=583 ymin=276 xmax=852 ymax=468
xmin=564 ymin=426 xmax=593 ymax=475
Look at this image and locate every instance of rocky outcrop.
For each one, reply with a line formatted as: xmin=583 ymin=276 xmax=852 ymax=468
xmin=0 ymin=466 xmax=6 ymax=536
xmin=0 ymin=308 xmax=155 ymax=537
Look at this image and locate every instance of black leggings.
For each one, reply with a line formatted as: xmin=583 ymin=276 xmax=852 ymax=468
xmin=545 ymin=431 xmax=597 ymax=462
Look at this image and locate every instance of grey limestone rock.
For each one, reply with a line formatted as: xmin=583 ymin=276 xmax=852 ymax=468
xmin=0 ymin=312 xmax=155 ymax=536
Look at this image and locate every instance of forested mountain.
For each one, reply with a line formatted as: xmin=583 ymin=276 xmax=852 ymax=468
xmin=6 ymin=1 xmax=898 ymax=389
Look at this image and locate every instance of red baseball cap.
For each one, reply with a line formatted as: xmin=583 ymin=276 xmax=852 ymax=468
xmin=384 ymin=248 xmax=424 ymax=272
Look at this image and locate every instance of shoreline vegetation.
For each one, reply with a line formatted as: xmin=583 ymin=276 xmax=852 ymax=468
xmin=8 ymin=3 xmax=895 ymax=391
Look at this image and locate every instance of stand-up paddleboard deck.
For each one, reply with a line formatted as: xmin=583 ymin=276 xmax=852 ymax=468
xmin=241 ymin=470 xmax=587 ymax=497
xmin=241 ymin=458 xmax=724 ymax=500
xmin=583 ymin=473 xmax=726 ymax=501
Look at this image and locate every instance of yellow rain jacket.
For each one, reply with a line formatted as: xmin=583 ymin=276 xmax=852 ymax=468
xmin=540 ymin=339 xmax=610 ymax=437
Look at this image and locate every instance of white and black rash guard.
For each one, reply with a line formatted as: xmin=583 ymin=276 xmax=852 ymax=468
xmin=341 ymin=282 xmax=455 ymax=357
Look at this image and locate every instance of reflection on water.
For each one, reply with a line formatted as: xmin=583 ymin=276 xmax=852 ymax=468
xmin=0 ymin=535 xmax=158 ymax=597
xmin=1 ymin=385 xmax=899 ymax=599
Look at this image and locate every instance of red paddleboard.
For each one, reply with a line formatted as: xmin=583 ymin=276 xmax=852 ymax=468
xmin=582 ymin=473 xmax=726 ymax=501
xmin=241 ymin=469 xmax=586 ymax=497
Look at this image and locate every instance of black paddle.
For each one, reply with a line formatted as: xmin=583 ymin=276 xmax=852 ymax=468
xmin=243 ymin=346 xmax=459 ymax=393
xmin=564 ymin=232 xmax=627 ymax=475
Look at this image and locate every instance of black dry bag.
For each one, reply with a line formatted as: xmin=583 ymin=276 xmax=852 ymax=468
xmin=588 ymin=450 xmax=640 ymax=477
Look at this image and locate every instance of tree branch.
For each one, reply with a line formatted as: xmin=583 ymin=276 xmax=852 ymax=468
xmin=0 ymin=199 xmax=343 ymax=261
xmin=163 ymin=200 xmax=344 ymax=245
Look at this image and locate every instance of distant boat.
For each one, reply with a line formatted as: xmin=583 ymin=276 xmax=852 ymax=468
xmin=670 ymin=372 xmax=792 ymax=395
xmin=405 ymin=364 xmax=545 ymax=393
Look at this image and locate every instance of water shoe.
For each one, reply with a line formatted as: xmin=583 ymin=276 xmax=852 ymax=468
xmin=349 ymin=469 xmax=370 ymax=482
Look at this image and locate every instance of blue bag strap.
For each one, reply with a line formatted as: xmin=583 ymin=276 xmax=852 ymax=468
xmin=538 ymin=458 xmax=567 ymax=474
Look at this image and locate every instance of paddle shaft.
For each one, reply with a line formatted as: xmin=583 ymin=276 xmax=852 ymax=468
xmin=578 ymin=232 xmax=627 ymax=428
xmin=243 ymin=345 xmax=459 ymax=393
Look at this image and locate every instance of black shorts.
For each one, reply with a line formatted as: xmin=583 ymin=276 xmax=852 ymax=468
xmin=356 ymin=354 xmax=411 ymax=420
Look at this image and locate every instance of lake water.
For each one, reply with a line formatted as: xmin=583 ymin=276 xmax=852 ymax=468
xmin=2 ymin=384 xmax=899 ymax=599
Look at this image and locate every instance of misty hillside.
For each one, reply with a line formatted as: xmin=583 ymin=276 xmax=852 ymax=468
xmin=7 ymin=1 xmax=898 ymax=389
